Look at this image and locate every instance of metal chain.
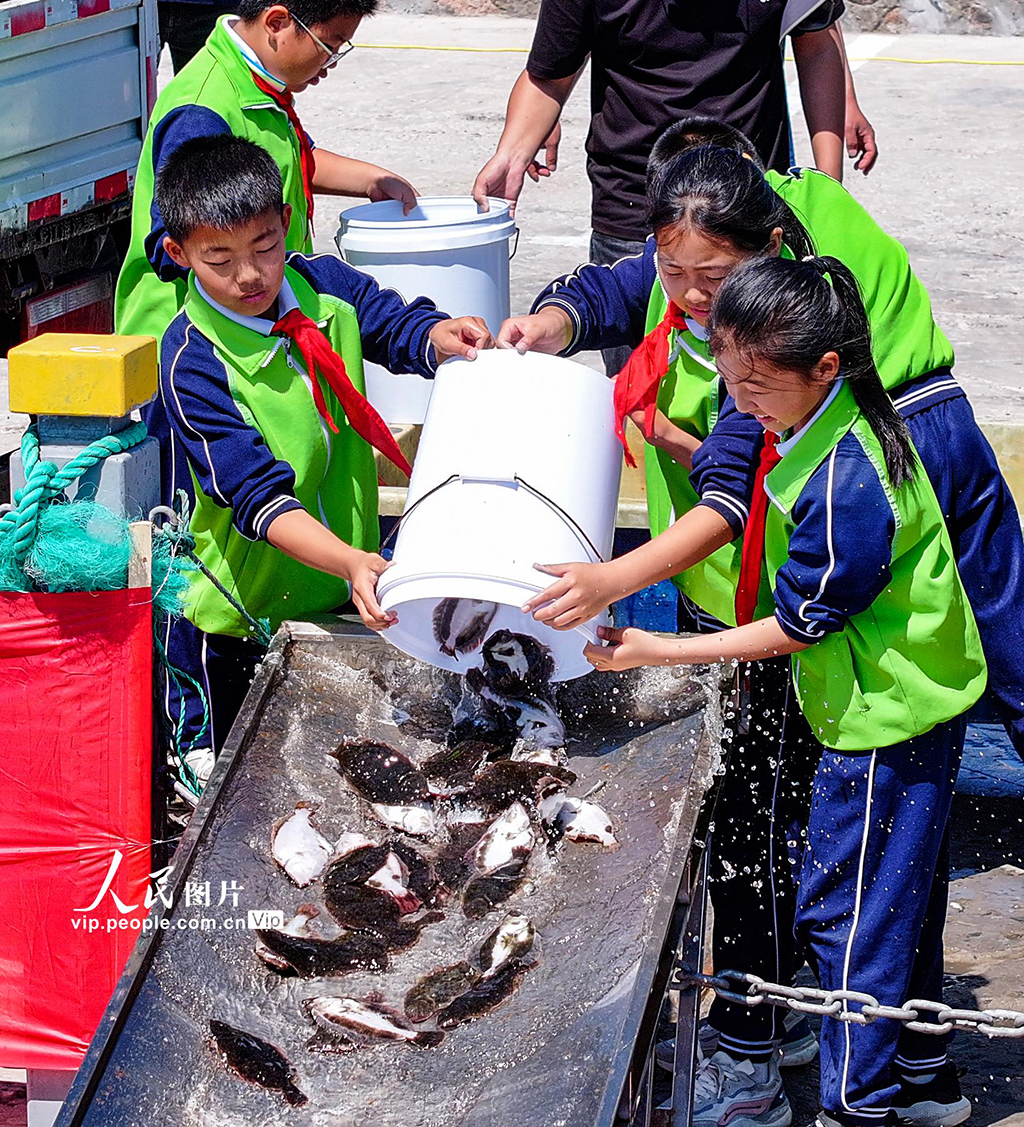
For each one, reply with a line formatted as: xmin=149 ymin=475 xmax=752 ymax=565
xmin=676 ymin=970 xmax=1024 ymax=1039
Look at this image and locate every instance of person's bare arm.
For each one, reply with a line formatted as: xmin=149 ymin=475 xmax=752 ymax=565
xmin=831 ymin=23 xmax=878 ymax=174
xmin=472 ymin=69 xmax=581 ymax=211
xmin=584 ymin=617 xmax=810 ymax=672
xmin=791 ymin=28 xmax=846 ymax=181
xmin=312 ymin=149 xmax=418 ymax=213
xmin=629 ymin=408 xmax=702 ymax=470
xmin=522 ymin=505 xmax=735 ymax=631
xmin=266 ymin=508 xmax=393 ymax=629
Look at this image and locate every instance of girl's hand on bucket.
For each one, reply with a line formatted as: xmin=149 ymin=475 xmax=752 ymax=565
xmin=584 ymin=627 xmax=676 ymax=672
xmin=497 ymin=308 xmax=574 ymax=355
xmin=430 ymin=317 xmax=495 ymax=363
xmin=347 ymin=550 xmax=397 ymax=631
xmin=522 ymin=561 xmax=617 ymax=630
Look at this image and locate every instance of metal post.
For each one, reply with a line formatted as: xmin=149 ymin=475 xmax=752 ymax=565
xmin=669 ymin=841 xmax=710 ymax=1126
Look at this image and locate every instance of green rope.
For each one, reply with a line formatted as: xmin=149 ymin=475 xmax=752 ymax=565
xmin=0 ymin=422 xmax=148 ymax=571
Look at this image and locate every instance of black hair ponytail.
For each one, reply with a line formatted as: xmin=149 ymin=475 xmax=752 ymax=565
xmin=707 ymin=255 xmax=917 ymax=489
xmin=646 ymin=145 xmax=813 ymax=263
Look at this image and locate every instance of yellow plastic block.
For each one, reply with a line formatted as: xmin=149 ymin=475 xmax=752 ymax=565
xmin=7 ymin=333 xmax=158 ymax=416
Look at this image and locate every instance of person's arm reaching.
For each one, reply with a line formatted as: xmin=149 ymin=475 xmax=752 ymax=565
xmin=311 ymin=149 xmax=419 ymax=214
xmin=791 ymin=27 xmax=846 ymax=181
xmin=832 ymin=23 xmax=878 ymax=174
xmin=499 ymin=237 xmax=657 ymax=354
xmin=265 ymin=508 xmax=393 ymax=629
xmin=584 ymin=616 xmax=809 ymax=672
xmin=472 ymin=69 xmax=581 ymax=212
xmin=521 ymin=505 xmax=736 ymax=631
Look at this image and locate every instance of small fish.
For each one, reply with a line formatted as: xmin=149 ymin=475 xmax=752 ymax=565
xmin=477 ymin=912 xmax=537 ymax=976
xmin=404 ymin=962 xmax=480 ymax=1023
xmin=461 ymin=761 xmax=575 ymax=817
xmin=323 ymin=841 xmax=391 ymax=887
xmin=433 ymin=598 xmax=499 ymax=659
xmin=255 ymin=903 xmax=320 ymax=972
xmin=330 ymin=740 xmax=437 ymax=836
xmin=463 ymin=856 xmax=528 ymax=920
xmin=388 ymin=838 xmax=444 ymax=909
xmin=365 ymin=851 xmax=421 ymax=915
xmin=372 ymin=911 xmax=445 ymax=952
xmin=255 ymin=927 xmax=390 ymax=978
xmin=303 ymin=996 xmax=444 ymax=1052
xmin=435 ymin=959 xmax=533 ymax=1029
xmin=472 ymin=679 xmax=566 ymax=749
xmin=323 ymin=869 xmax=404 ymax=933
xmin=422 ymin=739 xmax=493 ymax=788
xmin=208 ymin=1019 xmax=307 ymax=1106
xmin=272 ymin=805 xmax=333 ymax=888
xmin=541 ymin=796 xmax=618 ymax=849
xmin=470 ymin=802 xmax=536 ymax=873
xmin=480 ymin=630 xmax=555 ymax=694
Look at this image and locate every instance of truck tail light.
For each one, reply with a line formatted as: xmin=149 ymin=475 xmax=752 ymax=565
xmin=22 ymin=274 xmax=114 ymax=340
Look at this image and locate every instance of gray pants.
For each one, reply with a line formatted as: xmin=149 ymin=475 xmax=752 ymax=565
xmin=589 ymin=230 xmax=647 ymax=377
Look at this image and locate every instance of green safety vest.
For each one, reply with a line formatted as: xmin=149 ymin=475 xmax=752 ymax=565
xmin=766 ymin=168 xmax=955 ymax=390
xmin=179 ymin=265 xmax=378 ymax=639
xmin=645 ymin=168 xmax=955 ymax=623
xmin=642 ymin=280 xmax=750 ymax=626
xmin=764 ymin=382 xmax=986 ymax=751
xmin=115 ymin=16 xmax=313 ymax=343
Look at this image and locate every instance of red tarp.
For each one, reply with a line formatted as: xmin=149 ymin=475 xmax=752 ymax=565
xmin=0 ymin=588 xmax=153 ymax=1070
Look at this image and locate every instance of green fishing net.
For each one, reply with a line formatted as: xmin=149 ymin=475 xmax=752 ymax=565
xmin=0 ymin=499 xmax=192 ymax=614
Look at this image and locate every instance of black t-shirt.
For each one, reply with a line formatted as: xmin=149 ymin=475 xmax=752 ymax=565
xmin=527 ymin=0 xmax=844 ymax=240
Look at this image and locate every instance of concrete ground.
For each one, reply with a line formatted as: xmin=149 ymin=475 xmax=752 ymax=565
xmin=1 ymin=19 xmax=1022 ymax=1127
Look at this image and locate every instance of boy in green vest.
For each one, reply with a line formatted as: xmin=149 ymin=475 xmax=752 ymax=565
xmin=147 ymin=135 xmax=492 ymax=777
xmin=116 ymin=0 xmax=417 ymax=344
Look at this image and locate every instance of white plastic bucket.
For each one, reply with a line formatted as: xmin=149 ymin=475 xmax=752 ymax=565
xmin=336 ymin=197 xmax=517 ymax=425
xmin=377 ymin=350 xmax=622 ymax=682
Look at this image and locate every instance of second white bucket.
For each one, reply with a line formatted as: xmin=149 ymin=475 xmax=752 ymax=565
xmin=336 ymin=197 xmax=517 ymax=425
xmin=377 ymin=350 xmax=622 ymax=682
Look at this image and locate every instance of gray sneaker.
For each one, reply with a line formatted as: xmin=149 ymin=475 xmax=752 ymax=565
xmin=692 ymin=1051 xmax=792 ymax=1127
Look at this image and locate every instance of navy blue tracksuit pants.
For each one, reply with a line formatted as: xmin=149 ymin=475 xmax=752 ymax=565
xmin=797 ymin=717 xmax=965 ymax=1119
xmin=161 ymin=614 xmax=266 ymax=761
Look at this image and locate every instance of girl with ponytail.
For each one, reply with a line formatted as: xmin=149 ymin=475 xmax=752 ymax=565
xmin=504 ymin=116 xmax=1022 ymax=1127
xmin=586 ymin=254 xmax=986 ymax=1127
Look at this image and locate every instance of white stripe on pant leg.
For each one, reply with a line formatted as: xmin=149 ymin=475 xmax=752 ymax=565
xmin=840 ymin=750 xmax=879 ymax=1113
xmin=201 ymin=632 xmax=216 ymax=752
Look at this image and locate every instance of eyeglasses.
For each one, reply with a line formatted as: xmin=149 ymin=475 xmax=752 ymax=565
xmin=289 ymin=11 xmax=354 ymax=67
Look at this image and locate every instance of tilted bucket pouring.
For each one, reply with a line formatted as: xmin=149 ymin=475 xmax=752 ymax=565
xmin=376 ymin=350 xmax=622 ymax=681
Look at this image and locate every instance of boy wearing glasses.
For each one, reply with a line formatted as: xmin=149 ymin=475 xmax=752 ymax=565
xmin=116 ymin=0 xmax=415 ymax=343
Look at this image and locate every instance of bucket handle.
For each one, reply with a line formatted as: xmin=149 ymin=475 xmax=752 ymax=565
xmin=380 ymin=472 xmax=605 ymax=563
xmin=509 ymin=228 xmax=520 ymax=261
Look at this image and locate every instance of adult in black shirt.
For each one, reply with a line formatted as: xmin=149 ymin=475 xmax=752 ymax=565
xmin=472 ymin=0 xmax=874 ymax=370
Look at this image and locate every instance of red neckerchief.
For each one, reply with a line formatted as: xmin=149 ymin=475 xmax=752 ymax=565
xmin=252 ymin=74 xmax=315 ymax=237
xmin=273 ymin=308 xmax=412 ymax=477
xmin=613 ymin=301 xmax=690 ymax=467
xmin=735 ymin=429 xmax=781 ymax=626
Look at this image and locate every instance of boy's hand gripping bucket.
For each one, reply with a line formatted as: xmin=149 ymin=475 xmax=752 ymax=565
xmin=376 ymin=350 xmax=622 ymax=681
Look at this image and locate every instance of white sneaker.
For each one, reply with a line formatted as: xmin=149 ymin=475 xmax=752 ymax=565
xmin=692 ymin=1050 xmax=792 ymax=1127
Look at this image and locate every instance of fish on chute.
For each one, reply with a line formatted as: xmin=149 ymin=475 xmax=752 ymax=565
xmin=271 ymin=804 xmax=334 ymax=887
xmin=302 ymin=996 xmax=444 ymax=1052
xmin=330 ymin=739 xmax=436 ymax=836
xmin=435 ymin=959 xmax=534 ymax=1029
xmin=539 ymin=794 xmax=618 ymax=849
xmin=208 ymin=1020 xmax=307 ymax=1106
